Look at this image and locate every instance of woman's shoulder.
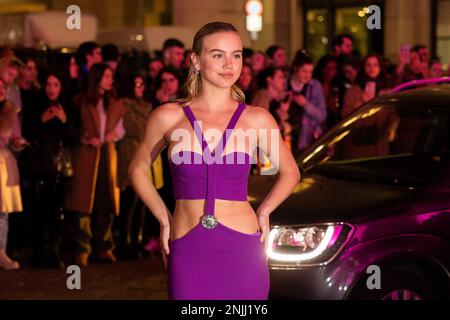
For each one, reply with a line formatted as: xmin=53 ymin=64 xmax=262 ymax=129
xmin=244 ymin=103 xmax=269 ymax=115
xmin=153 ymin=101 xmax=184 ymax=113
xmin=244 ymin=104 xmax=278 ymax=128
xmin=147 ymin=101 xmax=185 ymax=125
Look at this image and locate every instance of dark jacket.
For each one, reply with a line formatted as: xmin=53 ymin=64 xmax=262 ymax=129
xmin=20 ymin=95 xmax=79 ymax=179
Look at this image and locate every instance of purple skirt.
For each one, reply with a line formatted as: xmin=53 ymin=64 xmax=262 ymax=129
xmin=168 ymin=221 xmax=269 ymax=300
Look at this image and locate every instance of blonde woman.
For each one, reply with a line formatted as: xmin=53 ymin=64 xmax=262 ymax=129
xmin=129 ymin=22 xmax=299 ymax=299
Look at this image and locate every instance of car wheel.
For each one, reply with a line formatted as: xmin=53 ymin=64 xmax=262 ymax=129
xmin=381 ymin=289 xmax=423 ymax=300
xmin=348 ymin=268 xmax=440 ymax=300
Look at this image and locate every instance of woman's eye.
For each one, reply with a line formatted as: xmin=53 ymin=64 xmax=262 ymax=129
xmin=213 ymin=54 xmax=223 ymax=59
xmin=233 ymin=54 xmax=242 ymax=59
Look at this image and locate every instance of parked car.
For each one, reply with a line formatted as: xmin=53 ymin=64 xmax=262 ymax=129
xmin=248 ymin=81 xmax=450 ymax=300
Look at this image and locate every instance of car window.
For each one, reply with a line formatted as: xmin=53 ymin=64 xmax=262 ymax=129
xmin=299 ymin=104 xmax=450 ymax=187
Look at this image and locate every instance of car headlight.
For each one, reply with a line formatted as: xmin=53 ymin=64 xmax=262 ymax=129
xmin=267 ymin=223 xmax=353 ymax=268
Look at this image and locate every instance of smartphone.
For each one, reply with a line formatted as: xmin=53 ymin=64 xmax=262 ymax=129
xmin=400 ymin=44 xmax=410 ymax=64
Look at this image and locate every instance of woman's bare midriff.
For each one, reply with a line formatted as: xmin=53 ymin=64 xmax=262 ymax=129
xmin=171 ymin=199 xmax=259 ymax=241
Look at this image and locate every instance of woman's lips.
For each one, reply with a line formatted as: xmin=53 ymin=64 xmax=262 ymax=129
xmin=219 ymin=73 xmax=234 ymax=79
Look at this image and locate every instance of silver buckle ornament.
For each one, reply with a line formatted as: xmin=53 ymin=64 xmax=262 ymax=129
xmin=201 ymin=215 xmax=218 ymax=229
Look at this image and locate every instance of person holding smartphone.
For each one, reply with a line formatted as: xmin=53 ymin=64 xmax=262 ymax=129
xmin=343 ymin=54 xmax=399 ymax=159
xmin=396 ymin=44 xmax=431 ymax=84
xmin=343 ymin=54 xmax=390 ymax=117
xmin=287 ymin=55 xmax=327 ymax=152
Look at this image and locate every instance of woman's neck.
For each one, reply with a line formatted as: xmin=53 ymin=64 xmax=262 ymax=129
xmin=194 ymin=84 xmax=236 ymax=112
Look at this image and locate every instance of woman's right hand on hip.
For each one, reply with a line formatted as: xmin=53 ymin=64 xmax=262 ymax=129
xmin=160 ymin=223 xmax=171 ymax=268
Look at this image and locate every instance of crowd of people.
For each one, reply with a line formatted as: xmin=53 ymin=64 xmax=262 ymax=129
xmin=0 ymin=34 xmax=447 ymax=270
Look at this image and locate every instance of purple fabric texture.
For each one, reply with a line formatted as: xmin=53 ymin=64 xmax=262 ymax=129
xmin=167 ymin=102 xmax=269 ymax=300
xmin=169 ymin=102 xmax=251 ymax=214
xmin=168 ymin=222 xmax=269 ymax=300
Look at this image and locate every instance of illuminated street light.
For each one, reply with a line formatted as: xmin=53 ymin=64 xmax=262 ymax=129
xmin=245 ymin=0 xmax=263 ymax=41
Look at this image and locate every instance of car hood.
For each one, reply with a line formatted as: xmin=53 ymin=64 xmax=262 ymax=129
xmin=247 ymin=173 xmax=416 ymax=225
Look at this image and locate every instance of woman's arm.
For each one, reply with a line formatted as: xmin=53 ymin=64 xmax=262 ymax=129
xmin=252 ymin=106 xmax=301 ymax=242
xmin=129 ymin=103 xmax=176 ymax=257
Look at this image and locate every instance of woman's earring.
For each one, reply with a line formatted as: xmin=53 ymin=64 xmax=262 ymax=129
xmin=196 ymin=69 xmax=200 ymax=76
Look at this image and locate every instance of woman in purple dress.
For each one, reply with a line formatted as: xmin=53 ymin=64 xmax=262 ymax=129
xmin=129 ymin=22 xmax=300 ymax=300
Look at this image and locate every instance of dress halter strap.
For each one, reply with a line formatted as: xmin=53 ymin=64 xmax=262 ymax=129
xmin=181 ymin=102 xmax=246 ymax=157
xmin=180 ymin=102 xmax=247 ymax=215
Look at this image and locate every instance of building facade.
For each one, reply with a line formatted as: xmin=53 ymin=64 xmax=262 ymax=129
xmin=0 ymin=0 xmax=448 ymax=66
